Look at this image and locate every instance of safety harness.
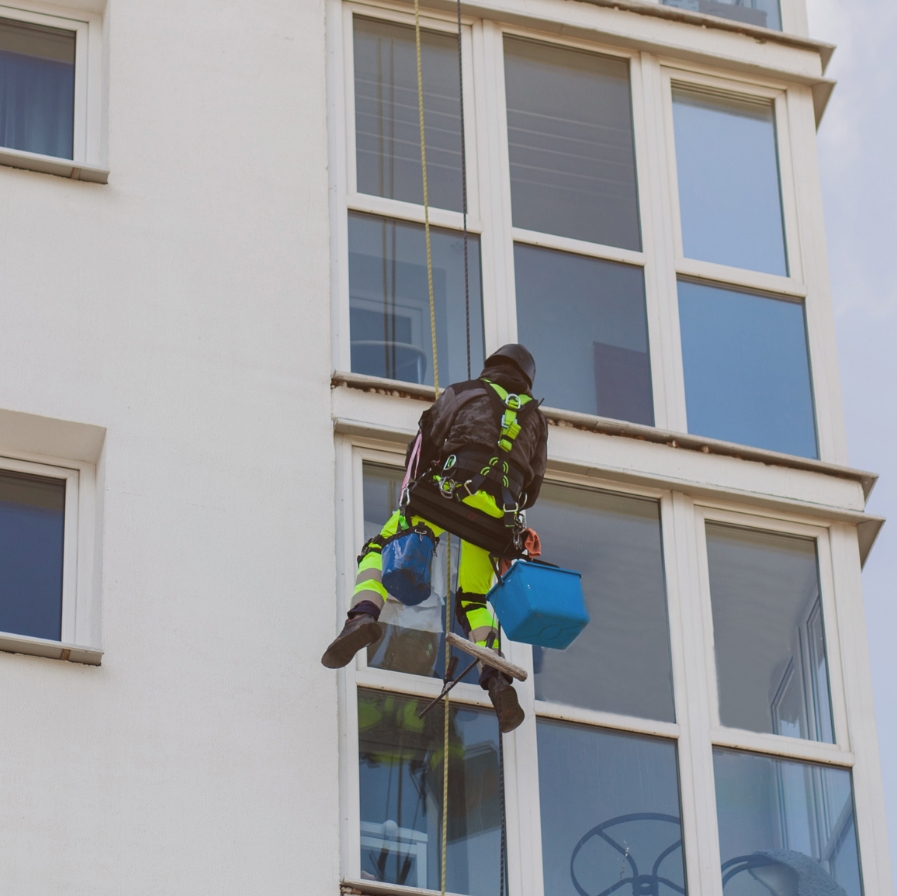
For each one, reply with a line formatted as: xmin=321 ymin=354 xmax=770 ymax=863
xmin=400 ymin=379 xmax=541 ymax=558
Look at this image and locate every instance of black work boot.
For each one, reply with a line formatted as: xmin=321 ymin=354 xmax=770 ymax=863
xmin=487 ymin=675 xmax=525 ymax=734
xmin=321 ymin=614 xmax=383 ymax=669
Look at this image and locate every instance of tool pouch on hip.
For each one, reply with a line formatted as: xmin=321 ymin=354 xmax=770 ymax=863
xmin=381 ymin=523 xmax=439 ymax=606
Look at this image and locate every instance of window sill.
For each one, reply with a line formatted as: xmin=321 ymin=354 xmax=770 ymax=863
xmin=0 ymin=147 xmax=109 ymax=184
xmin=342 ymin=879 xmax=466 ymax=896
xmin=0 ymin=631 xmax=102 ymax=666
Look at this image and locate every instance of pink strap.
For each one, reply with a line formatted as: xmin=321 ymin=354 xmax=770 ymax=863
xmin=401 ymin=431 xmax=423 ymax=493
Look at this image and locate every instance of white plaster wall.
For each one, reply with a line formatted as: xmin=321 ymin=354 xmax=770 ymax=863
xmin=0 ymin=0 xmax=339 ymax=891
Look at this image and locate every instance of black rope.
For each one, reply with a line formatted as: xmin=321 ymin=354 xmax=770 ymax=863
xmin=457 ymin=0 xmax=471 ymax=380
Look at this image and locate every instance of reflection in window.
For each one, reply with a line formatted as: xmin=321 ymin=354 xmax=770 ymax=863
xmin=0 ymin=470 xmax=65 ymax=641
xmin=358 ymin=689 xmax=501 ymax=896
xmin=504 ymin=37 xmax=640 ymax=250
xmin=526 ymin=484 xmax=674 ymax=722
xmin=515 ymin=244 xmax=653 ymax=423
xmin=661 ymin=0 xmax=781 ymax=31
xmin=0 ymin=17 xmax=75 ymax=159
xmin=705 ymin=524 xmax=834 ymax=742
xmin=678 ymin=281 xmax=817 ymax=458
xmin=672 ymin=88 xmax=786 ymax=275
xmin=714 ymin=749 xmax=862 ymax=896
xmin=538 ymin=721 xmax=686 ymax=896
xmin=363 ymin=463 xmax=479 ymax=685
xmin=353 ymin=17 xmax=462 ymax=211
xmin=349 ymin=214 xmax=484 ymax=387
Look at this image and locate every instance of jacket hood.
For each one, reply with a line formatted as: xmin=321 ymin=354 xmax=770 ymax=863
xmin=479 ymin=361 xmax=532 ymax=396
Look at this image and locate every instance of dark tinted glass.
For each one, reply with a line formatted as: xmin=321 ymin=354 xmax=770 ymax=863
xmin=0 ymin=470 xmax=65 ymax=640
xmin=714 ymin=749 xmax=861 ymax=896
xmin=672 ymin=88 xmax=786 ymax=275
xmin=0 ymin=17 xmax=75 ymax=158
xmin=354 ymin=17 xmax=462 ymax=211
xmin=363 ymin=463 xmax=479 ymax=685
xmin=678 ymin=280 xmax=817 ymax=457
xmin=504 ymin=38 xmax=640 ymax=249
xmin=706 ymin=524 xmax=833 ymax=742
xmin=515 ymin=244 xmax=653 ymax=423
xmin=358 ymin=689 xmax=501 ymax=896
xmin=526 ymin=484 xmax=674 ymax=721
xmin=538 ymin=721 xmax=686 ymax=896
xmin=661 ymin=0 xmax=781 ymax=32
xmin=349 ymin=213 xmax=484 ymax=388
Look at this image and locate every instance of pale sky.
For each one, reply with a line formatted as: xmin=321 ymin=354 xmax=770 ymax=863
xmin=805 ymin=0 xmax=897 ymax=875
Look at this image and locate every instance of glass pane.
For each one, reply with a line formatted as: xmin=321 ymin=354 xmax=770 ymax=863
xmin=363 ymin=463 xmax=480 ymax=685
xmin=661 ymin=0 xmax=781 ymax=31
xmin=354 ymin=17 xmax=462 ymax=211
xmin=504 ymin=37 xmax=640 ymax=250
xmin=706 ymin=524 xmax=834 ymax=742
xmin=714 ymin=749 xmax=862 ymax=896
xmin=349 ymin=213 xmax=484 ymax=388
xmin=358 ymin=689 xmax=501 ymax=896
xmin=0 ymin=470 xmax=65 ymax=640
xmin=538 ymin=721 xmax=686 ymax=896
xmin=0 ymin=17 xmax=75 ymax=159
xmin=672 ymin=88 xmax=786 ymax=275
xmin=678 ymin=281 xmax=817 ymax=458
xmin=515 ymin=244 xmax=653 ymax=423
xmin=526 ymin=483 xmax=674 ymax=721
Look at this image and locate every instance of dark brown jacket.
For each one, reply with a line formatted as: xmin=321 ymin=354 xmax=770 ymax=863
xmin=411 ymin=369 xmax=549 ymax=508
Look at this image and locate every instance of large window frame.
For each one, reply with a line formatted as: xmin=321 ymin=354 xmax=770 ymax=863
xmin=330 ymin=2 xmax=843 ymax=463
xmin=0 ymin=451 xmax=101 ymax=664
xmin=0 ymin=1 xmax=106 ymax=180
xmin=333 ymin=438 xmax=874 ymax=896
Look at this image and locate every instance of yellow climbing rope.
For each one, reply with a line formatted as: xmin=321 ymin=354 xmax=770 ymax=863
xmin=413 ymin=0 xmax=439 ymax=397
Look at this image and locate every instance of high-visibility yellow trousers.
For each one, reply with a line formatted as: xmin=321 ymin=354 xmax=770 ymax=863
xmin=351 ymin=490 xmax=501 ymax=651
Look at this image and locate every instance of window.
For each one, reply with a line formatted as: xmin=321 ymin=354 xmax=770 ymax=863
xmin=672 ymin=87 xmax=787 ymax=276
xmin=503 ymin=37 xmax=640 ymax=250
xmin=661 ymin=0 xmax=782 ymax=32
xmin=714 ymin=749 xmax=862 ymax=896
xmin=0 ymin=7 xmax=104 ymax=179
xmin=538 ymin=722 xmax=686 ymax=896
xmin=0 ymin=15 xmax=75 ymax=159
xmin=525 ymin=482 xmax=674 ymax=721
xmin=349 ymin=213 xmax=484 ymax=388
xmin=704 ymin=523 xmax=833 ymax=742
xmin=677 ymin=281 xmax=817 ymax=457
xmin=0 ymin=450 xmax=100 ymax=664
xmin=0 ymin=469 xmax=65 ymax=640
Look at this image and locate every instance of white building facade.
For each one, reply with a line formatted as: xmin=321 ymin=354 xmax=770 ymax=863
xmin=0 ymin=0 xmax=891 ymax=894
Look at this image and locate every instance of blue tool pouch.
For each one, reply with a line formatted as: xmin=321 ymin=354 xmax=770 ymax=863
xmin=381 ymin=523 xmax=439 ymax=606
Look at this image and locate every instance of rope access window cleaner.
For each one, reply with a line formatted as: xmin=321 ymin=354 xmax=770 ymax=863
xmin=322 ymin=344 xmax=589 ymax=733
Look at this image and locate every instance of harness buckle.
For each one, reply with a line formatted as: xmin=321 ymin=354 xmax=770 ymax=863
xmin=436 ymin=477 xmax=457 ymax=499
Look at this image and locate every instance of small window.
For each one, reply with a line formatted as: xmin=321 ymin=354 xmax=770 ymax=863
xmin=678 ymin=281 xmax=817 ymax=458
xmin=538 ymin=721 xmax=686 ymax=896
xmin=714 ymin=749 xmax=862 ymax=896
xmin=661 ymin=0 xmax=782 ymax=31
xmin=705 ymin=524 xmax=834 ymax=742
xmin=348 ymin=213 xmax=485 ymax=388
xmin=672 ymin=87 xmax=787 ymax=276
xmin=353 ymin=16 xmax=462 ymax=211
xmin=515 ymin=245 xmax=653 ymax=423
xmin=358 ymin=688 xmax=501 ymax=895
xmin=504 ymin=37 xmax=640 ymax=250
xmin=0 ymin=16 xmax=76 ymax=159
xmin=526 ymin=483 xmax=674 ymax=722
xmin=0 ymin=470 xmax=65 ymax=641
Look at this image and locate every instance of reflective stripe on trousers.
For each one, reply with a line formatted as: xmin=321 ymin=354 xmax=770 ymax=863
xmin=350 ymin=490 xmax=501 ymax=649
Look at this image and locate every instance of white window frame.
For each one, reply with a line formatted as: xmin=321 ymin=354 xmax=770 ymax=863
xmin=0 ymin=452 xmax=101 ymax=665
xmin=0 ymin=1 xmax=107 ymax=181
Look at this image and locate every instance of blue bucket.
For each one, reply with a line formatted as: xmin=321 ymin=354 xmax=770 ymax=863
xmin=488 ymin=560 xmax=588 ymax=650
xmin=381 ymin=525 xmax=438 ymax=606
